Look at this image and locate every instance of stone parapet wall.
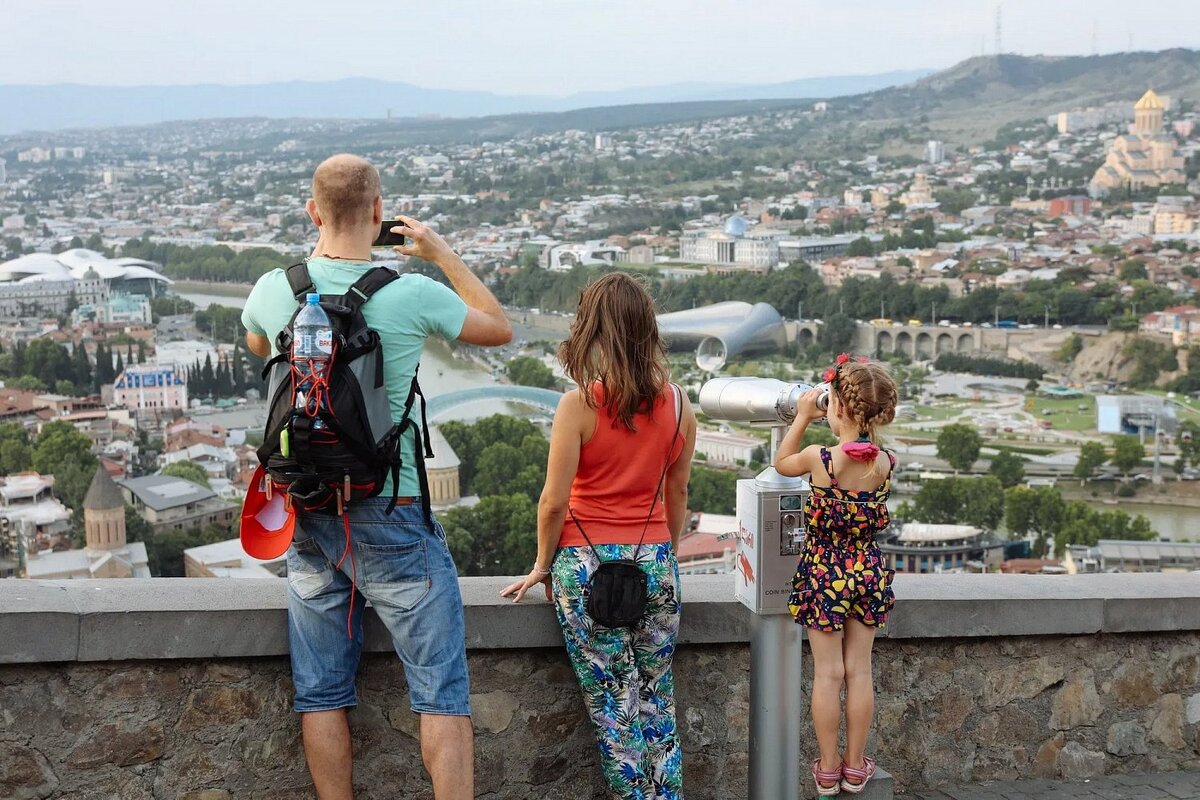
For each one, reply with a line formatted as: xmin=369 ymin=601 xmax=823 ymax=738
xmin=1 ymin=574 xmax=1198 ymax=799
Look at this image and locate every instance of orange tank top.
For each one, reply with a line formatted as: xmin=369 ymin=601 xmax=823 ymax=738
xmin=559 ymin=383 xmax=684 ymax=548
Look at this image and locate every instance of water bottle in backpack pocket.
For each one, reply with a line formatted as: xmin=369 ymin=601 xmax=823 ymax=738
xmin=291 ymin=293 xmax=333 ymax=432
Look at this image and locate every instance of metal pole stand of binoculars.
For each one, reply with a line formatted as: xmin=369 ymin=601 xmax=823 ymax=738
xmin=741 ymin=423 xmax=808 ymax=800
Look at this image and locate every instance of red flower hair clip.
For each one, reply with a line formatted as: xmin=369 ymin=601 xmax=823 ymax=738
xmin=823 ymin=353 xmax=869 ymax=386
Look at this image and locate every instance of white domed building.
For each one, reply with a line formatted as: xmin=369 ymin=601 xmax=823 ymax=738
xmin=679 ymin=215 xmax=781 ymax=272
xmin=0 ymin=248 xmax=170 ymax=319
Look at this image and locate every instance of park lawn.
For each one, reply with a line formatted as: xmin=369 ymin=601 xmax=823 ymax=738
xmin=1029 ymin=395 xmax=1097 ymax=432
xmin=912 ymin=404 xmax=962 ymax=421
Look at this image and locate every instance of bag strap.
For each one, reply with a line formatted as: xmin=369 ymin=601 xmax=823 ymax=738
xmin=284 ymin=262 xmax=314 ymax=301
xmin=571 ymin=383 xmax=684 ymax=564
xmin=344 ymin=266 xmax=400 ymax=311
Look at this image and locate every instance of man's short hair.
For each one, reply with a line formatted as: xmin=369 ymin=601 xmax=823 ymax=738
xmin=312 ymin=155 xmax=381 ymax=231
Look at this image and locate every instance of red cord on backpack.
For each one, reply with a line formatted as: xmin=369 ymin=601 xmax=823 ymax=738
xmin=335 ymin=513 xmax=358 ymax=639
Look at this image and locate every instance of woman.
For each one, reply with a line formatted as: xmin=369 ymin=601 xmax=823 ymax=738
xmin=501 ymin=272 xmax=697 ymax=800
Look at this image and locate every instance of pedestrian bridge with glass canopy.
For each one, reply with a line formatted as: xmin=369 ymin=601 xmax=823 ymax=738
xmin=425 ymin=386 xmax=564 ymax=421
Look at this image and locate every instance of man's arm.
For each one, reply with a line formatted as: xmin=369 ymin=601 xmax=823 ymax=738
xmin=391 ymin=215 xmax=512 ymax=346
xmin=245 ymin=332 xmax=271 ymax=357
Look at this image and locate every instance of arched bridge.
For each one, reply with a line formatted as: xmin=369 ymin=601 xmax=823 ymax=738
xmin=426 ymin=386 xmax=564 ymax=422
xmin=794 ymin=321 xmax=984 ymax=359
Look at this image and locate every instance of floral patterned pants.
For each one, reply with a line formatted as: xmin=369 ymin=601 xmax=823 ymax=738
xmin=553 ymin=543 xmax=684 ymax=800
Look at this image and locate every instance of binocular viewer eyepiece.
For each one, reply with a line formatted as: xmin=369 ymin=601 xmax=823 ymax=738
xmin=699 ymin=378 xmax=830 ymax=425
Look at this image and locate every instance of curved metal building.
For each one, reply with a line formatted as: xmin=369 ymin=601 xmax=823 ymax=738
xmin=657 ymin=301 xmax=786 ymax=371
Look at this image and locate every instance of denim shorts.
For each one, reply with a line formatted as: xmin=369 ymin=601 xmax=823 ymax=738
xmin=285 ymin=497 xmax=471 ymax=716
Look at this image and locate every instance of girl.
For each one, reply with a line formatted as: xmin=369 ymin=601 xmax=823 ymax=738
xmin=501 ymin=272 xmax=698 ymax=800
xmin=774 ymin=355 xmax=899 ymax=796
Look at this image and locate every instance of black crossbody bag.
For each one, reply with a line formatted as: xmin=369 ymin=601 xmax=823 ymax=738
xmin=569 ymin=384 xmax=683 ymax=629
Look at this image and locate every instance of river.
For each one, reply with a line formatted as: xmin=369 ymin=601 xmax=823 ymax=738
xmin=176 ymin=287 xmax=518 ymax=419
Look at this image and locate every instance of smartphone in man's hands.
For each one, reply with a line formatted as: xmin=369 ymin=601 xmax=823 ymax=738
xmin=373 ymin=220 xmax=406 ymax=247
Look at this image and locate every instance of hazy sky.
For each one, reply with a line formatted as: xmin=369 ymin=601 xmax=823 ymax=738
xmin=5 ymin=0 xmax=1199 ymax=94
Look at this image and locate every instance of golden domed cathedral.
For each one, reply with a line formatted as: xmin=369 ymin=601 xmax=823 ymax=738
xmin=1090 ymin=89 xmax=1187 ymax=196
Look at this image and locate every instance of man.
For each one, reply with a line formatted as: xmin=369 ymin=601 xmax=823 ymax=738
xmin=242 ymin=154 xmax=511 ymax=800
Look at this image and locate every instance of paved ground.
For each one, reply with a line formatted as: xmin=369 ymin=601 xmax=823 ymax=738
xmin=897 ymin=771 xmax=1200 ymax=800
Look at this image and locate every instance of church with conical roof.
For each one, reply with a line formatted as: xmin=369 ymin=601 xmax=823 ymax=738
xmin=23 ymin=465 xmax=150 ymax=579
xmin=1090 ymin=89 xmax=1187 ymax=197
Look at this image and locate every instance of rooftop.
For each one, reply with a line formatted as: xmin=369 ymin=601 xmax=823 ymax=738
xmin=118 ymin=474 xmax=215 ymax=511
xmin=83 ymin=464 xmax=125 ymax=511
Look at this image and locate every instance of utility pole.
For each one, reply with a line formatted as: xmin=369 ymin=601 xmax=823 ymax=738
xmin=994 ymin=304 xmax=1000 ymax=326
xmin=932 ymin=301 xmax=936 ymax=326
xmin=797 ymin=301 xmax=802 ymax=322
xmin=1045 ymin=306 xmax=1050 ymax=330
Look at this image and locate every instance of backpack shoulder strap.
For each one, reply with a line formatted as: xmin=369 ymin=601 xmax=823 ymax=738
xmin=284 ymin=262 xmax=314 ymax=300
xmin=344 ymin=267 xmax=400 ymax=311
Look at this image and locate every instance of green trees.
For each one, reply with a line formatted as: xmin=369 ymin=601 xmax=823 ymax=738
xmin=441 ymin=494 xmax=538 ymax=576
xmin=505 ymin=356 xmax=557 ymax=389
xmin=1004 ymin=485 xmax=1064 ymax=555
xmin=908 ymin=476 xmax=1004 ymax=531
xmin=1056 ymin=334 xmax=1084 ymax=363
xmin=1123 ymin=337 xmax=1177 ymax=388
xmin=433 ymin=415 xmax=549 ymax=576
xmin=937 ymin=423 xmax=983 ymax=473
xmin=846 ymin=237 xmax=875 ymax=257
xmin=687 ymin=466 xmax=739 ymax=515
xmin=818 ymin=313 xmax=857 ymax=355
xmin=162 ymin=461 xmax=211 ymax=488
xmin=1110 ymin=435 xmax=1146 ymax=478
xmin=32 ymin=421 xmax=97 ymax=517
xmin=988 ymin=451 xmax=1026 ymax=488
xmin=933 ymin=187 xmax=977 ymax=216
xmin=1074 ymin=441 xmax=1108 ymax=484
xmin=933 ymin=353 xmax=1043 ymax=380
xmin=0 ymin=423 xmax=33 ymax=475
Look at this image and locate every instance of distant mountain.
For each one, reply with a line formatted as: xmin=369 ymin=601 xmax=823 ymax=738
xmin=0 ymin=70 xmax=930 ymax=135
xmin=848 ymin=49 xmax=1200 ymax=141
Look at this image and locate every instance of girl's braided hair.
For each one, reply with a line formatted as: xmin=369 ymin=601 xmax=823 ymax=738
xmin=833 ymin=360 xmax=898 ymax=445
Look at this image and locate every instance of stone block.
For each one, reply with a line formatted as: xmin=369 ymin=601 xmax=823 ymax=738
xmin=65 ymin=579 xmax=289 ymax=661
xmin=1056 ymin=740 xmax=1105 ymax=779
xmin=0 ymin=581 xmax=79 ymax=663
xmin=1107 ymin=721 xmax=1149 ymax=756
xmin=0 ymin=743 xmax=57 ymax=800
xmin=66 ymin=720 xmax=165 ymax=767
xmin=1049 ymin=668 xmax=1101 ymax=730
xmin=1101 ymin=573 xmax=1200 ymax=633
xmin=1187 ymin=693 xmax=1200 ymax=726
xmin=471 ymin=690 xmax=520 ymax=734
xmin=1151 ymin=693 xmax=1187 ymax=751
xmin=887 ymin=574 xmax=1105 ymax=639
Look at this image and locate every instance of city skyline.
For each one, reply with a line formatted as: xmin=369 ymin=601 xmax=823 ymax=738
xmin=4 ymin=0 xmax=1200 ymax=95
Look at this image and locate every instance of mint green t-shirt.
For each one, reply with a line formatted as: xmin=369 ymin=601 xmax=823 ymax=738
xmin=241 ymin=258 xmax=468 ymax=498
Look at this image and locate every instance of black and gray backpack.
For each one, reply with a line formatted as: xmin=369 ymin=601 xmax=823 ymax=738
xmin=256 ymin=261 xmax=433 ymax=519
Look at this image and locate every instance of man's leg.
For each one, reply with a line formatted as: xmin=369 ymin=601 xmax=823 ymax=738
xmin=286 ymin=530 xmax=364 ymax=800
xmin=302 ymin=709 xmax=354 ymax=800
xmin=420 ymin=713 xmax=474 ymax=800
xmin=353 ymin=503 xmax=475 ymax=799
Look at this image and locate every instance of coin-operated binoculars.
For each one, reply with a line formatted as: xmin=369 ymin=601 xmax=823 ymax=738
xmin=698 ymin=377 xmax=829 ymax=800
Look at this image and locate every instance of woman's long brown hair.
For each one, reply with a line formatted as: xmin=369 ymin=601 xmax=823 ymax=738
xmin=557 ymin=272 xmax=670 ymax=431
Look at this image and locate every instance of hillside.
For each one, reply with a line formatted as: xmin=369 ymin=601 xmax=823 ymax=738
xmin=333 ymin=48 xmax=1200 ymax=148
xmin=845 ymin=49 xmax=1200 ymax=143
xmin=0 ymin=69 xmax=927 ymax=136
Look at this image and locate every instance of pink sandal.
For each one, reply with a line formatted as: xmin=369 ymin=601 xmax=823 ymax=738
xmin=840 ymin=756 xmax=877 ymax=794
xmin=811 ymin=759 xmax=842 ymax=796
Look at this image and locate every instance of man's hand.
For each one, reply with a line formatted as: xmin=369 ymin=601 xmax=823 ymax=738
xmin=391 ymin=215 xmax=453 ymax=264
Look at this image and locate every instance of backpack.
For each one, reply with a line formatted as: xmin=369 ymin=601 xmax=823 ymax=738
xmin=256 ymin=261 xmax=434 ymax=520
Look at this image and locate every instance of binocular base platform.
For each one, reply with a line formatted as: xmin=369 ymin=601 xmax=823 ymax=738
xmin=815 ymin=766 xmax=893 ymax=800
